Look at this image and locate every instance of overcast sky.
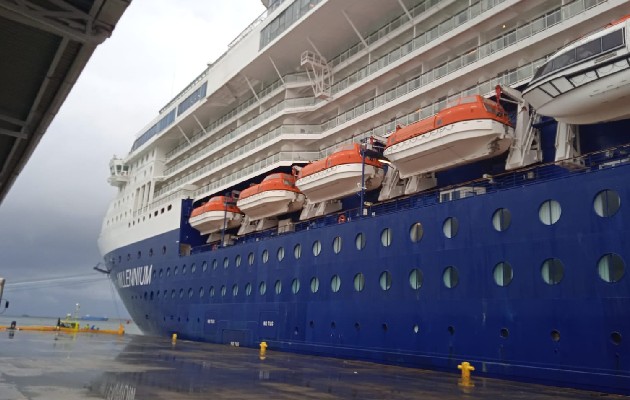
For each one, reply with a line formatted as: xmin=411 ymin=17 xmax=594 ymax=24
xmin=0 ymin=0 xmax=266 ymax=319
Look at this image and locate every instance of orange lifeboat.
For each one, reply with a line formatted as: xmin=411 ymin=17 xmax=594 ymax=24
xmin=295 ymin=143 xmax=385 ymax=203
xmin=236 ymin=173 xmax=305 ymax=220
xmin=383 ymin=96 xmax=513 ymax=178
xmin=189 ymin=196 xmax=243 ymax=235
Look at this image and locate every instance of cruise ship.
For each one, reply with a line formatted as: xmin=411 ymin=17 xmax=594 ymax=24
xmin=98 ymin=0 xmax=630 ymax=393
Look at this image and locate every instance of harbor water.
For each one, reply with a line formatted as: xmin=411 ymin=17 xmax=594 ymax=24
xmin=0 ymin=317 xmax=626 ymax=399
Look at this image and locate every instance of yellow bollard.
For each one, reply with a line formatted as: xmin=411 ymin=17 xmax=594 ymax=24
xmin=259 ymin=341 xmax=268 ymax=360
xmin=457 ymin=361 xmax=475 ymax=387
xmin=172 ymin=333 xmax=177 ymax=344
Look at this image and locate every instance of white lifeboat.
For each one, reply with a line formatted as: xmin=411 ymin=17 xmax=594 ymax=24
xmin=189 ymin=196 xmax=243 ymax=235
xmin=295 ymin=144 xmax=384 ymax=203
xmin=383 ymin=96 xmax=513 ymax=178
xmin=522 ymin=15 xmax=630 ymax=124
xmin=236 ymin=173 xmax=305 ymax=220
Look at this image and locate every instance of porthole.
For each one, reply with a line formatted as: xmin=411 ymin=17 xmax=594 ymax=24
xmin=232 ymin=284 xmax=238 ymax=297
xmin=220 ymin=285 xmax=227 ymax=297
xmin=275 ymin=280 xmax=282 ymax=294
xmin=310 ymin=277 xmax=320 ymax=293
xmin=379 ymin=271 xmax=392 ymax=291
xmin=179 ymin=289 xmax=184 ymax=298
xmin=156 ymin=291 xmax=161 ymax=300
xmin=259 ymin=281 xmax=267 ymax=295
xmin=127 ymin=253 xmax=131 ymax=261
xmin=137 ymin=251 xmax=141 ymax=259
xmin=331 ymin=275 xmax=341 ymax=293
xmin=182 ymin=264 xmax=187 ymax=275
xmin=500 ymin=328 xmax=509 ymax=339
xmin=209 ymin=286 xmax=215 ymax=297
xmin=611 ymin=331 xmax=622 ymax=345
xmin=277 ymin=247 xmax=285 ymax=261
xmin=541 ymin=258 xmax=564 ymax=285
xmin=353 ymin=273 xmax=365 ymax=292
xmin=212 ymin=259 xmax=218 ymax=270
xmin=291 ymin=278 xmax=300 ymax=294
xmin=159 ymin=269 xmax=163 ymax=278
xmin=294 ymin=244 xmax=302 ymax=259
xmin=492 ymin=208 xmax=511 ymax=232
xmin=380 ymin=228 xmax=392 ymax=247
xmin=166 ymin=267 xmax=171 ymax=277
xmin=202 ymin=261 xmax=207 ymax=272
xmin=149 ymin=248 xmax=154 ymax=257
xmin=312 ymin=240 xmax=322 ymax=256
xmin=493 ymin=262 xmax=513 ymax=287
xmin=163 ymin=290 xmax=167 ymax=299
xmin=235 ymin=255 xmax=241 ymax=267
xmin=248 ymin=252 xmax=255 ymax=266
xmin=443 ymin=266 xmax=459 ymax=288
xmin=171 ymin=290 xmax=175 ymax=299
xmin=174 ymin=266 xmax=179 ymax=276
xmin=333 ymin=236 xmax=342 ymax=254
xmin=413 ymin=324 xmax=419 ymax=334
xmin=199 ymin=287 xmax=204 ymax=298
xmin=162 ymin=245 xmax=167 ymax=255
xmin=539 ymin=199 xmax=561 ymax=225
xmin=594 ymin=189 xmax=620 ymax=217
xmin=355 ymin=233 xmax=366 ymax=250
xmin=409 ymin=222 xmax=423 ymax=242
xmin=223 ymin=257 xmax=229 ymax=269
xmin=188 ymin=288 xmax=193 ymax=298
xmin=409 ymin=269 xmax=423 ymax=290
xmin=551 ymin=329 xmax=561 ymax=342
xmin=245 ymin=283 xmax=252 ymax=296
xmin=262 ymin=250 xmax=269 ymax=264
xmin=597 ymin=253 xmax=625 ymax=283
xmin=443 ymin=217 xmax=459 ymax=238
xmin=190 ymin=263 xmax=196 ymax=273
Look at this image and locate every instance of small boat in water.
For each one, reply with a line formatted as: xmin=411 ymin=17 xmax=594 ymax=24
xmin=522 ymin=15 xmax=630 ymax=124
xmin=383 ymin=96 xmax=513 ymax=178
xmin=189 ymin=196 xmax=243 ymax=235
xmin=236 ymin=173 xmax=305 ymax=220
xmin=295 ymin=144 xmax=384 ymax=203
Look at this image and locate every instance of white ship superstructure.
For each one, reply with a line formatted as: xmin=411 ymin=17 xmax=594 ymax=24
xmin=99 ymin=0 xmax=627 ymax=255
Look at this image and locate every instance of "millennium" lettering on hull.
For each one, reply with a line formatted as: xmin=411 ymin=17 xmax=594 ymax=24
xmin=117 ymin=265 xmax=152 ymax=288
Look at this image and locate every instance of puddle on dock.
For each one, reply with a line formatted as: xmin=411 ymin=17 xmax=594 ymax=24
xmin=0 ymin=331 xmax=625 ymax=399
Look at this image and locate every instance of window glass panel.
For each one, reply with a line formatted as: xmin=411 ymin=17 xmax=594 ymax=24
xmin=576 ymin=39 xmax=601 ymax=61
xmin=333 ymin=236 xmax=342 ymax=254
xmin=409 ymin=222 xmax=424 ymax=242
xmin=292 ymin=278 xmax=300 ymax=294
xmin=541 ymin=258 xmax=564 ymax=285
xmin=331 ymin=275 xmax=341 ymax=293
xmin=379 ymin=271 xmax=392 ymax=291
xmin=355 ymin=233 xmax=366 ymax=250
xmin=354 ymin=273 xmax=365 ymax=292
xmin=409 ymin=269 xmax=423 ymax=290
xmin=602 ymin=29 xmax=624 ymax=52
xmin=493 ymin=262 xmax=513 ymax=286
xmin=539 ymin=200 xmax=561 ymax=225
xmin=443 ymin=217 xmax=459 ymax=238
xmin=443 ymin=266 xmax=459 ymax=288
xmin=294 ymin=244 xmax=302 ymax=259
xmin=310 ymin=277 xmax=320 ymax=293
xmin=380 ymin=228 xmax=392 ymax=247
xmin=277 ymin=247 xmax=285 ymax=261
xmin=492 ymin=208 xmax=512 ymax=231
xmin=259 ymin=281 xmax=267 ymax=295
xmin=313 ymin=240 xmax=322 ymax=256
xmin=594 ymin=189 xmax=621 ymax=217
xmin=598 ymin=253 xmax=625 ymax=283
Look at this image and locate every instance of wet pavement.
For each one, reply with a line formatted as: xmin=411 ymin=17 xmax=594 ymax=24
xmin=0 ymin=330 xmax=626 ymax=399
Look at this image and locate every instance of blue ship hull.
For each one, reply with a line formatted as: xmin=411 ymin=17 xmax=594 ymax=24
xmin=106 ymin=148 xmax=630 ymax=394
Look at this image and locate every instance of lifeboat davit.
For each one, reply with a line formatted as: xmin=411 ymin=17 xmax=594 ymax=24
xmin=383 ymin=96 xmax=513 ymax=178
xmin=295 ymin=144 xmax=385 ymax=203
xmin=189 ymin=196 xmax=243 ymax=235
xmin=522 ymin=15 xmax=630 ymax=124
xmin=236 ymin=173 xmax=305 ymax=220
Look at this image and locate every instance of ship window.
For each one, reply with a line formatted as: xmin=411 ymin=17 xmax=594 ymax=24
xmin=163 ymin=290 xmax=167 ymax=299
xmin=331 ymin=275 xmax=341 ymax=293
xmin=235 ymin=255 xmax=242 ymax=267
xmin=353 ymin=273 xmax=365 ymax=292
xmin=259 ymin=281 xmax=267 ymax=295
xmin=355 ymin=233 xmax=366 ymax=250
xmin=493 ymin=262 xmax=513 ymax=286
xmin=209 ymin=286 xmax=215 ymax=297
xmin=380 ymin=228 xmax=392 ymax=247
xmin=292 ymin=278 xmax=300 ymax=294
xmin=188 ymin=288 xmax=193 ymax=298
xmin=275 ymin=280 xmax=282 ymax=294
xmin=602 ymin=29 xmax=625 ymax=52
xmin=310 ymin=277 xmax=320 ymax=293
xmin=245 ymin=283 xmax=252 ymax=296
xmin=333 ymin=236 xmax=342 ymax=254
xmin=223 ymin=257 xmax=229 ymax=269
xmin=379 ymin=271 xmax=392 ymax=291
xmin=127 ymin=253 xmax=131 ymax=261
xmin=221 ymin=285 xmax=226 ymax=297
xmin=248 ymin=252 xmax=255 ymax=266
xmin=174 ymin=266 xmax=178 ymax=276
xmin=262 ymin=250 xmax=269 ymax=264
xmin=179 ymin=289 xmax=184 ymax=298
xmin=294 ymin=244 xmax=302 ymax=259
xmin=277 ymin=247 xmax=285 ymax=262
xmin=413 ymin=324 xmax=419 ymax=334
xmin=182 ymin=264 xmax=187 ymax=275
xmin=232 ymin=284 xmax=238 ymax=297
xmin=598 ymin=253 xmax=625 ymax=283
xmin=312 ymin=240 xmax=322 ymax=256
xmin=594 ymin=189 xmax=620 ymax=217
xmin=212 ymin=259 xmax=218 ymax=270
xmin=166 ymin=267 xmax=171 ymax=277
xmin=443 ymin=266 xmax=459 ymax=288
xmin=492 ymin=208 xmax=511 ymax=231
xmin=171 ymin=290 xmax=176 ymax=299
xmin=409 ymin=222 xmax=423 ymax=243
xmin=202 ymin=261 xmax=207 ymax=272
xmin=409 ymin=269 xmax=423 ymax=290
xmin=576 ymin=39 xmax=600 ymax=62
xmin=149 ymin=248 xmax=153 ymax=257
xmin=162 ymin=246 xmax=167 ymax=255
xmin=191 ymin=263 xmax=196 ymax=273
xmin=541 ymin=258 xmax=564 ymax=285
xmin=199 ymin=287 xmax=204 ymax=298
xmin=611 ymin=331 xmax=622 ymax=345
xmin=156 ymin=291 xmax=161 ymax=300
xmin=159 ymin=269 xmax=163 ymax=278
xmin=137 ymin=251 xmax=141 ymax=259
xmin=539 ymin=199 xmax=561 ymax=225
xmin=553 ymin=50 xmax=576 ymax=71
xmin=443 ymin=217 xmax=459 ymax=238
xmin=551 ymin=330 xmax=561 ymax=342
